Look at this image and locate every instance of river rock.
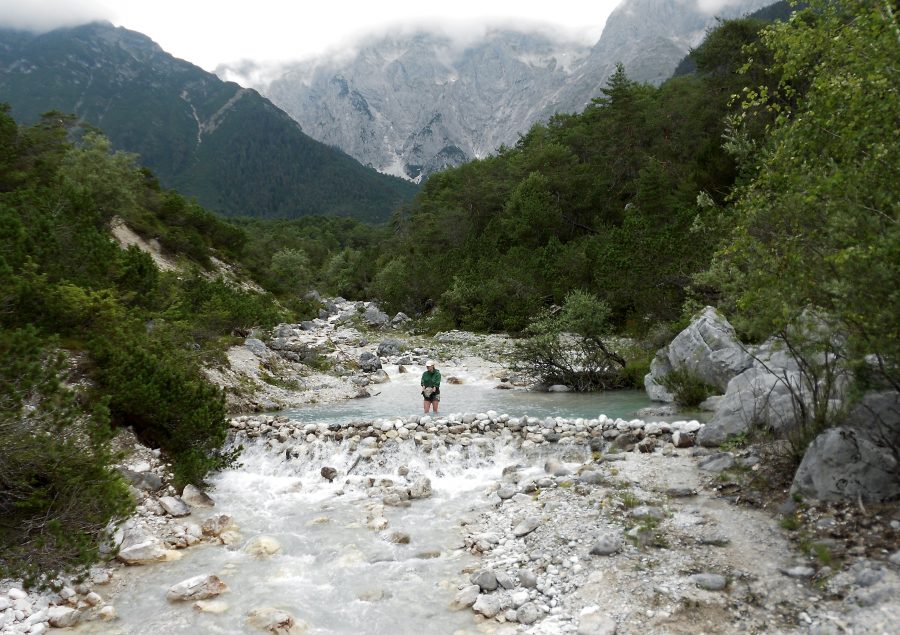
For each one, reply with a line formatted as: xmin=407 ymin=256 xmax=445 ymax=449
xmin=513 ymin=515 xmax=541 ymax=537
xmin=517 ymin=603 xmax=541 ymax=625
xmin=159 ymin=496 xmax=191 ymax=517
xmin=690 ymin=573 xmax=727 ymax=591
xmin=697 ymin=366 xmax=800 ymax=446
xmin=98 ymin=605 xmax=117 ymax=621
xmin=117 ymin=537 xmax=170 ymax=565
xmin=321 ymin=466 xmax=338 ymax=482
xmin=246 ymin=607 xmax=309 ymax=634
xmin=473 ymin=594 xmax=502 ymax=618
xmin=362 ymin=305 xmax=390 ymax=328
xmin=47 ymin=606 xmax=79 ymax=628
xmin=244 ymin=535 xmax=282 ymax=557
xmin=698 ymin=453 xmax=735 ymax=473
xmin=358 ymin=351 xmax=382 ymax=372
xmin=119 ymin=468 xmax=163 ymax=492
xmin=790 ymin=426 xmax=900 ymax=503
xmin=544 ymin=457 xmax=570 ymax=476
xmin=202 ymin=514 xmax=235 ymax=537
xmin=370 ymin=369 xmax=390 ymax=384
xmin=672 ymin=430 xmax=694 ymax=448
xmin=408 ymin=476 xmax=433 ymax=499
xmin=181 ymin=484 xmax=215 ymax=508
xmin=166 ymin=575 xmax=228 ymax=602
xmin=519 ymin=570 xmax=538 ymax=588
xmin=376 ymin=338 xmax=404 ymax=356
xmin=451 ymin=585 xmax=480 ymax=610
xmin=496 ymin=571 xmax=515 ymax=590
xmin=497 ymin=484 xmax=517 ymax=499
xmin=631 ymin=505 xmax=665 ymax=521
xmin=578 ymin=607 xmax=617 ymax=635
xmin=471 ymin=570 xmax=498 ymax=592
xmin=644 ymin=306 xmax=753 ymax=402
xmin=385 ymin=531 xmax=410 ymax=544
xmin=193 ymin=600 xmax=229 ymax=613
xmin=590 ymin=535 xmax=621 ymax=556
xmin=244 ymin=338 xmax=269 ymax=358
xmin=781 ymin=565 xmax=816 ymax=579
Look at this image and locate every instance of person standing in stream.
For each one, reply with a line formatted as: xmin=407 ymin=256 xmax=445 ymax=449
xmin=420 ymin=360 xmax=441 ymax=414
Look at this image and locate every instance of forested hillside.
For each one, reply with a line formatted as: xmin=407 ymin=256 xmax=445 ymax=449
xmin=353 ymin=0 xmax=896 ymax=393
xmin=0 ymin=109 xmax=294 ymax=582
xmin=0 ymin=22 xmax=417 ymax=221
xmin=359 ymin=21 xmax=773 ymax=333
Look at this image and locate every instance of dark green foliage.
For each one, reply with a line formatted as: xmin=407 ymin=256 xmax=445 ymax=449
xmin=0 ymin=328 xmax=133 ymax=586
xmin=659 ymin=365 xmax=717 ymax=407
xmin=706 ymin=0 xmax=900 ymax=391
xmin=368 ymin=56 xmax=759 ymax=331
xmin=91 ymin=336 xmax=238 ymax=488
xmin=0 ymin=106 xmax=292 ymax=580
xmin=514 ymin=291 xmax=627 ymax=391
xmin=0 ymin=22 xmax=417 ymax=221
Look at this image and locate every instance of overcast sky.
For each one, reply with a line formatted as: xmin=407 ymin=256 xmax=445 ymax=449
xmin=0 ymin=0 xmax=747 ymax=71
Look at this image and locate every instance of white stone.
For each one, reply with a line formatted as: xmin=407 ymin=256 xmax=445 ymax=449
xmin=166 ymin=575 xmax=228 ymax=602
xmin=47 ymin=606 xmax=79 ymax=628
xmin=244 ymin=535 xmax=281 ymax=557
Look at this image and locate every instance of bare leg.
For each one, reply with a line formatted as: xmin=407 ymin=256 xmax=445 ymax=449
xmin=423 ymin=400 xmax=430 ymax=414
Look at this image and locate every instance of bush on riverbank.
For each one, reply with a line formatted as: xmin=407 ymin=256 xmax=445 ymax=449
xmin=514 ymin=291 xmax=628 ymax=391
xmin=0 ymin=107 xmax=283 ymax=581
xmin=0 ymin=328 xmax=133 ymax=586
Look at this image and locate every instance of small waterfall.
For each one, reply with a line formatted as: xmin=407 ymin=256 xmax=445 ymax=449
xmin=100 ymin=429 xmax=567 ymax=634
xmin=86 ymin=377 xmax=663 ymax=634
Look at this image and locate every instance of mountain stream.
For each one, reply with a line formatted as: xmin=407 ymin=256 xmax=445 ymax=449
xmin=80 ymin=367 xmax=658 ymax=634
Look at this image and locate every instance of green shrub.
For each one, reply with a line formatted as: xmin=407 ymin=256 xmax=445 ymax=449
xmin=659 ymin=365 xmax=716 ymax=407
xmin=0 ymin=328 xmax=133 ymax=586
xmin=91 ymin=335 xmax=238 ymax=488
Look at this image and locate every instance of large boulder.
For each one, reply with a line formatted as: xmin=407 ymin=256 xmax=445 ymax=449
xmin=376 ymin=338 xmax=405 ymax=357
xmin=644 ymin=307 xmax=753 ymax=402
xmin=697 ymin=367 xmax=794 ymax=446
xmin=790 ymin=426 xmax=898 ymax=503
xmin=115 ymin=523 xmax=173 ymax=565
xmin=181 ymin=484 xmax=215 ymax=508
xmin=790 ymin=391 xmax=900 ymax=503
xmin=362 ymin=305 xmax=390 ymax=328
xmin=843 ymin=390 xmax=900 ymax=447
xmin=244 ymin=338 xmax=270 ymax=358
xmin=358 ymin=351 xmax=382 ymax=372
xmin=698 ymin=335 xmax=848 ymax=447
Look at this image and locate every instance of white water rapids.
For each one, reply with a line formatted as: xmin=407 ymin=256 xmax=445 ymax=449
xmin=83 ymin=367 xmax=662 ymax=634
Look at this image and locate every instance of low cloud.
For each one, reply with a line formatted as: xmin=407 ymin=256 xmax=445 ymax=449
xmin=696 ymin=0 xmax=747 ymax=13
xmin=317 ymin=17 xmax=601 ymax=64
xmin=0 ymin=0 xmax=112 ymax=32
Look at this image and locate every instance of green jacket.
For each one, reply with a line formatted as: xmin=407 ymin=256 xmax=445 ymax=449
xmin=421 ymin=369 xmax=441 ymax=389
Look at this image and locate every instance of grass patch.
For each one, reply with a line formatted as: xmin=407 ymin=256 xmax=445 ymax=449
xmin=259 ymin=372 xmax=301 ymax=391
xmin=779 ymin=514 xmax=802 ymax=531
xmin=620 ymin=492 xmax=641 ymax=508
xmin=720 ymin=431 xmax=749 ymax=451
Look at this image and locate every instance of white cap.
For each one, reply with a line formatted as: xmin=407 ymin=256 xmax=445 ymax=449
xmin=426 ymin=360 xmax=436 ymax=368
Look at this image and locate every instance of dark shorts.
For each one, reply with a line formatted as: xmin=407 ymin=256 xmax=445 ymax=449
xmin=422 ymin=390 xmax=440 ymax=402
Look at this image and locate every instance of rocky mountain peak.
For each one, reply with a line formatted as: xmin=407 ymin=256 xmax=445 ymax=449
xmin=227 ymin=0 xmax=775 ymax=182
